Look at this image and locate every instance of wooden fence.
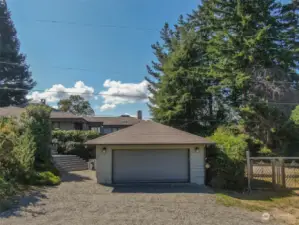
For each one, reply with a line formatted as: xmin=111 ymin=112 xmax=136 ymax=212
xmin=246 ymin=151 xmax=299 ymax=190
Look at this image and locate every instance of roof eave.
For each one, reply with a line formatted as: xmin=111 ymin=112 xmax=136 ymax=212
xmin=85 ymin=142 xmax=215 ymax=146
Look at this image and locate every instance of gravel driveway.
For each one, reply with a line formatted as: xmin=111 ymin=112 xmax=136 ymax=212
xmin=0 ymin=171 xmax=280 ymax=225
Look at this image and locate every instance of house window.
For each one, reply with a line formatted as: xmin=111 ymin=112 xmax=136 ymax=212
xmin=74 ymin=123 xmax=83 ymax=130
xmin=103 ymin=127 xmax=119 ymax=134
xmin=112 ymin=128 xmax=118 ymax=132
xmin=52 ymin=122 xmax=60 ymax=129
xmin=103 ymin=127 xmax=112 ymax=134
xmin=91 ymin=127 xmax=101 ymax=133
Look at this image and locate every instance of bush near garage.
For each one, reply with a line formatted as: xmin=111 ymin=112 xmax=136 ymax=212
xmin=0 ymin=105 xmax=60 ymax=210
xmin=52 ymin=130 xmax=100 ymax=160
xmin=207 ymin=126 xmax=248 ymax=190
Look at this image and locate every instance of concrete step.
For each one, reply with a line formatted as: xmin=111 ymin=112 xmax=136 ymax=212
xmin=55 ymin=160 xmax=87 ymax=164
xmin=56 ymin=165 xmax=88 ymax=169
xmin=55 ymin=164 xmax=88 ymax=168
xmin=52 ymin=154 xmax=88 ymax=172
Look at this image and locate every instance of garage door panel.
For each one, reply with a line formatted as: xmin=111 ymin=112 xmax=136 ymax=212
xmin=113 ymin=149 xmax=189 ymax=183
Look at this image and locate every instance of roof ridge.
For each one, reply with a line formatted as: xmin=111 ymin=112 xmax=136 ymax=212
xmin=150 ymin=120 xmax=209 ymax=138
xmin=86 ymin=120 xmax=144 ymax=142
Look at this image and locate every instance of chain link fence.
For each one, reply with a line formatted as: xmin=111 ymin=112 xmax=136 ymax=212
xmin=246 ymin=152 xmax=299 ymax=190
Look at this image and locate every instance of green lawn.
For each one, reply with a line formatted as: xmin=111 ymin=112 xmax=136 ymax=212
xmin=216 ymin=190 xmax=299 ymax=224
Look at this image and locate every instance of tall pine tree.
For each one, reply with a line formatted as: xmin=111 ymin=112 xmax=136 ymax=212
xmin=147 ymin=0 xmax=299 ymax=154
xmin=0 ymin=0 xmax=35 ymax=107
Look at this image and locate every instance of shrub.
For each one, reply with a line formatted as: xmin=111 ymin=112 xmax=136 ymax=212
xmin=52 ymin=130 xmax=100 ymax=143
xmin=0 ymin=107 xmax=61 ymax=202
xmin=21 ymin=105 xmax=52 ymax=166
xmin=52 ymin=130 xmax=99 ymax=159
xmin=28 ymin=171 xmax=61 ymax=186
xmin=13 ymin=130 xmax=36 ymax=175
xmin=0 ymin=118 xmax=24 ymax=180
xmin=208 ymin=126 xmax=248 ymax=190
xmin=0 ymin=176 xmax=16 ymax=199
xmin=35 ymin=162 xmax=60 ymax=177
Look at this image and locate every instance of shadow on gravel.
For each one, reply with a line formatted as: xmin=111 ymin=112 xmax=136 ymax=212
xmin=0 ymin=189 xmax=48 ymax=218
xmin=61 ymin=172 xmax=92 ymax=182
xmin=107 ymin=184 xmax=214 ymax=194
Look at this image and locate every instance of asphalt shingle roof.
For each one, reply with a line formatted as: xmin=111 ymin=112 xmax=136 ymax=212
xmin=84 ymin=116 xmax=140 ymax=126
xmin=0 ymin=106 xmax=82 ymax=119
xmin=0 ymin=107 xmax=141 ymax=126
xmin=86 ymin=120 xmax=214 ymax=145
xmin=0 ymin=106 xmax=24 ymax=117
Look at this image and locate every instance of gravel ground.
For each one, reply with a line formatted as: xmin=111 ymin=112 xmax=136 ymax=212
xmin=0 ymin=171 xmax=281 ymax=225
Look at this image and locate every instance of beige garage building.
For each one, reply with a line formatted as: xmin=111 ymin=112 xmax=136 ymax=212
xmin=86 ymin=121 xmax=213 ymax=185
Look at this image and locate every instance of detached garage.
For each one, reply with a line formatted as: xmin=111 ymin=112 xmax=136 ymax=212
xmin=86 ymin=121 xmax=213 ymax=185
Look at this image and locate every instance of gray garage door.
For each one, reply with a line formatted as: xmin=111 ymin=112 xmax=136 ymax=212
xmin=113 ymin=149 xmax=189 ymax=183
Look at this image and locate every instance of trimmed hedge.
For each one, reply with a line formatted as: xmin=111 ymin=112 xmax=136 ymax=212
xmin=52 ymin=130 xmax=100 ymax=160
xmin=52 ymin=130 xmax=100 ymax=143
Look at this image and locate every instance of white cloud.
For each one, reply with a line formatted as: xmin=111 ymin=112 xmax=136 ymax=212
xmin=124 ymin=113 xmax=137 ymax=118
xmin=99 ymin=79 xmax=149 ymax=111
xmin=99 ymin=103 xmax=116 ymax=111
xmin=27 ymin=81 xmax=95 ymax=103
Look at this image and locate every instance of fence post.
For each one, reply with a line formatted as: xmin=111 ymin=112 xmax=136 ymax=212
xmin=281 ymin=159 xmax=286 ymax=189
xmin=246 ymin=151 xmax=251 ymax=192
xmin=271 ymin=159 xmax=276 ymax=190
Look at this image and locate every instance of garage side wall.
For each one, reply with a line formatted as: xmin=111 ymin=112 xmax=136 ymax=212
xmin=96 ymin=146 xmax=112 ymax=184
xmin=190 ymin=146 xmax=205 ymax=185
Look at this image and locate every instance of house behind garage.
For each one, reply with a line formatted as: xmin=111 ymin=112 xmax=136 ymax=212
xmin=86 ymin=121 xmax=214 ymax=185
xmin=0 ymin=106 xmax=141 ymax=134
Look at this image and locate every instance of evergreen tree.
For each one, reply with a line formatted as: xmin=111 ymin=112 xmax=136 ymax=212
xmin=0 ymin=1 xmax=35 ymax=107
xmin=147 ymin=0 xmax=299 ymax=154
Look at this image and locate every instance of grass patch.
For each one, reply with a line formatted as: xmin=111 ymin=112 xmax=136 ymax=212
xmin=216 ymin=190 xmax=299 ymax=224
xmin=216 ymin=193 xmax=267 ymax=211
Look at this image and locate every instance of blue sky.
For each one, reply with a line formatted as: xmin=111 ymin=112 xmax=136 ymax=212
xmin=7 ymin=0 xmax=290 ymax=118
xmin=7 ymin=0 xmax=199 ymax=118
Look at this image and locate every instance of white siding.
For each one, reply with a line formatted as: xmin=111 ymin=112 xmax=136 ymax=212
xmin=190 ymin=146 xmax=205 ymax=185
xmin=96 ymin=146 xmax=112 ymax=184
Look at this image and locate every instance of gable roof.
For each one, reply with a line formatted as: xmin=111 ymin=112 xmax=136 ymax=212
xmin=84 ymin=116 xmax=140 ymax=126
xmin=0 ymin=106 xmax=84 ymax=120
xmin=51 ymin=111 xmax=83 ymax=119
xmin=85 ymin=120 xmax=214 ymax=145
xmin=0 ymin=106 xmax=24 ymax=117
xmin=0 ymin=106 xmax=139 ymax=126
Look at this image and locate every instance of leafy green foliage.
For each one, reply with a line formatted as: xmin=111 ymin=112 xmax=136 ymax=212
xmin=211 ymin=126 xmax=248 ymax=161
xmin=0 ymin=1 xmax=35 ymax=107
xmin=27 ymin=171 xmax=61 ymax=186
xmin=57 ymin=95 xmax=95 ymax=116
xmin=0 ymin=107 xmax=60 ymax=201
xmin=0 ymin=176 xmax=16 ymax=199
xmin=208 ymin=126 xmax=248 ymax=189
xmin=52 ymin=130 xmax=100 ymax=159
xmin=52 ymin=130 xmax=100 ymax=143
xmin=21 ymin=105 xmax=52 ymax=165
xmin=147 ymin=0 xmax=299 ymax=162
xmin=290 ymin=105 xmax=299 ymax=125
xmin=13 ymin=129 xmax=36 ymax=175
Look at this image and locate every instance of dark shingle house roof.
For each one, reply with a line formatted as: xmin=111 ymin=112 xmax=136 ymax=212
xmin=86 ymin=120 xmax=214 ymax=145
xmin=0 ymin=106 xmax=24 ymax=117
xmin=0 ymin=106 xmax=141 ymax=126
xmin=84 ymin=116 xmax=140 ymax=126
xmin=0 ymin=106 xmax=84 ymax=120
